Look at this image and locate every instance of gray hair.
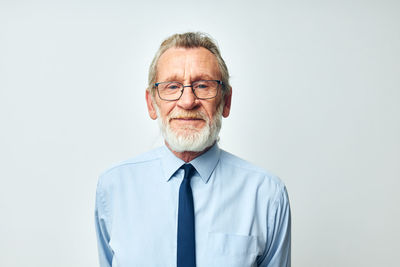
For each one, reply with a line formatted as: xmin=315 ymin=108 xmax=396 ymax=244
xmin=147 ymin=32 xmax=231 ymax=96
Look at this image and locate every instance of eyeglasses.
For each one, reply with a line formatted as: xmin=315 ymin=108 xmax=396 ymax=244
xmin=154 ymin=80 xmax=223 ymax=101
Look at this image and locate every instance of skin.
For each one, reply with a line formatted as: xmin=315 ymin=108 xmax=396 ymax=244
xmin=146 ymin=47 xmax=232 ymax=162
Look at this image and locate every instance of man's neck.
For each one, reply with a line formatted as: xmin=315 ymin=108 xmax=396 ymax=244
xmin=165 ymin=142 xmax=214 ymax=163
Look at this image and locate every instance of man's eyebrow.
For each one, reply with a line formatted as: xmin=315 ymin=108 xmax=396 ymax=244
xmin=162 ymin=74 xmax=216 ymax=82
xmin=162 ymin=75 xmax=181 ymax=82
xmin=191 ymin=74 xmax=215 ymax=81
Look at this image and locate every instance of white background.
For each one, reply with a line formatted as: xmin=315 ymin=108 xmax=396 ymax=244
xmin=1 ymin=0 xmax=399 ymax=266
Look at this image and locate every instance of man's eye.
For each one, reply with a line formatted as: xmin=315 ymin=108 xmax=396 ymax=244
xmin=195 ymin=83 xmax=209 ymax=89
xmin=166 ymin=84 xmax=180 ymax=90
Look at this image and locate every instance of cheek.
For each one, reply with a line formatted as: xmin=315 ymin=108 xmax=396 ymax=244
xmin=157 ymin=102 xmax=176 ymax=118
xmin=204 ymin=102 xmax=221 ymax=121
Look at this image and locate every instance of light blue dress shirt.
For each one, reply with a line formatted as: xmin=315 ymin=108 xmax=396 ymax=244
xmin=95 ymin=144 xmax=291 ymax=267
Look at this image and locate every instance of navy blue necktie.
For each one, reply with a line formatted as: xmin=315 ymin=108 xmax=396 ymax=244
xmin=177 ymin=163 xmax=196 ymax=267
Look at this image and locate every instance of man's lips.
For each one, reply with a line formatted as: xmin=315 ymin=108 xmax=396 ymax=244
xmin=170 ymin=117 xmax=205 ymax=124
xmin=170 ymin=118 xmax=204 ymax=122
xmin=173 ymin=118 xmax=203 ymax=120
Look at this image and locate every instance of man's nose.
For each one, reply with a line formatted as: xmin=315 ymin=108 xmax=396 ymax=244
xmin=177 ymin=86 xmax=198 ymax=109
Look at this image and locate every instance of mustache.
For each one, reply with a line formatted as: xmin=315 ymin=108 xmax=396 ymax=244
xmin=168 ymin=110 xmax=208 ymax=121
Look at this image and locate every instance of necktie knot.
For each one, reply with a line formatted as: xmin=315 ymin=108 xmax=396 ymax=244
xmin=182 ymin=163 xmax=195 ymax=181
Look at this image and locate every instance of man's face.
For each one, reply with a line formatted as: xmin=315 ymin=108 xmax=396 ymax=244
xmin=146 ymin=47 xmax=231 ymax=152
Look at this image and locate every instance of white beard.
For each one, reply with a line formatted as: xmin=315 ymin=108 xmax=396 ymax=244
xmin=155 ymin=102 xmax=223 ymax=152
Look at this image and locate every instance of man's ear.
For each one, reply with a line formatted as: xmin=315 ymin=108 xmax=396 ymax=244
xmin=222 ymin=87 xmax=232 ymax=118
xmin=146 ymin=90 xmax=158 ymax=120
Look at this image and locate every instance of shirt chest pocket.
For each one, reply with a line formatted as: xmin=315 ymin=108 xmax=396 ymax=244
xmin=204 ymin=232 xmax=258 ymax=267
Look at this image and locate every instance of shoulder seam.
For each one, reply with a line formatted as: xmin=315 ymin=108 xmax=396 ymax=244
xmin=101 ymin=156 xmax=162 ymax=177
xmin=220 ymin=155 xmax=274 ymax=177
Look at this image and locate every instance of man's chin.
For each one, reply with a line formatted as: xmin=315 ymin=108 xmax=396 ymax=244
xmin=170 ymin=128 xmax=202 ymax=138
xmin=170 ymin=118 xmax=206 ymax=128
xmin=164 ymin=126 xmax=214 ymax=153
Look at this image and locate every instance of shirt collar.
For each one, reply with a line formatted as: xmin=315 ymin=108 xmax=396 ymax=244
xmin=160 ymin=143 xmax=221 ymax=184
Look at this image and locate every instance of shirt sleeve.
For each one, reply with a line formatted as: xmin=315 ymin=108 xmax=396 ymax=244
xmin=95 ymin=180 xmax=113 ymax=267
xmin=257 ymin=184 xmax=291 ymax=267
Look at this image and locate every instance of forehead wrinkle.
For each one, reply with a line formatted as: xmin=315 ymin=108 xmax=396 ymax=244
xmin=157 ymin=47 xmax=220 ymax=83
xmin=184 ymin=54 xmax=219 ymax=83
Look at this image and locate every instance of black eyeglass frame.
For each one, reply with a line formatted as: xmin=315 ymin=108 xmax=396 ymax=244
xmin=154 ymin=80 xmax=223 ymax=101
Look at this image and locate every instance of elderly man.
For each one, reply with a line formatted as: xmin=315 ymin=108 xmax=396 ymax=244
xmin=95 ymin=32 xmax=291 ymax=267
